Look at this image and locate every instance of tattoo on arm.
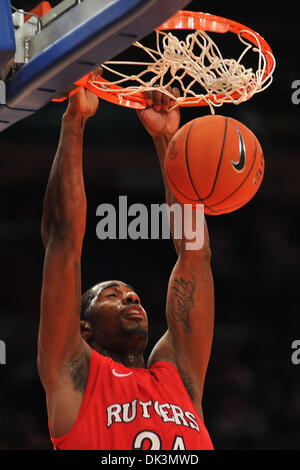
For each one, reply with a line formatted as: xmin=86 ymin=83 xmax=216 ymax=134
xmin=169 ymin=274 xmax=196 ymax=333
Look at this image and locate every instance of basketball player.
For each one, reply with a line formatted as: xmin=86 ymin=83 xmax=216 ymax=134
xmin=37 ymin=69 xmax=214 ymax=450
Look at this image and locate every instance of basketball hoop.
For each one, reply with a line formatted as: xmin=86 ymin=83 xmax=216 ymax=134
xmin=54 ymin=11 xmax=276 ymax=113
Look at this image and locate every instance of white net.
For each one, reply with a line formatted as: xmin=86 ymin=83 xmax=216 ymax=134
xmin=89 ymin=28 xmax=275 ymax=113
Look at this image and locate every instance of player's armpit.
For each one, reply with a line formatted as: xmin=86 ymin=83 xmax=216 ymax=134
xmin=46 ymin=341 xmax=92 ymax=439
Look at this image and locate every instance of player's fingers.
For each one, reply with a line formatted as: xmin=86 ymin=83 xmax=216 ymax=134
xmin=144 ymin=90 xmax=153 ymax=107
xmin=161 ymin=86 xmax=179 ymax=110
xmin=89 ymin=66 xmax=103 ymax=82
xmin=54 ymin=84 xmax=78 ymax=101
xmin=169 ymin=87 xmax=180 ymax=107
xmin=152 ymin=87 xmax=164 ymax=111
xmin=172 ymin=87 xmax=180 ymax=99
xmin=161 ymin=88 xmax=172 ymax=110
xmin=144 ymin=86 xmax=179 ymax=109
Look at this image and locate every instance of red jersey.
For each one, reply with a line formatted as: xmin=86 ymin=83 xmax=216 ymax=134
xmin=50 ymin=350 xmax=213 ymax=450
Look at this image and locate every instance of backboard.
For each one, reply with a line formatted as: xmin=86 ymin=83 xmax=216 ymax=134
xmin=0 ymin=0 xmax=192 ymax=132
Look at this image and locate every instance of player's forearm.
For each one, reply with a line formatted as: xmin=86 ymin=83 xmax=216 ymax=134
xmin=152 ymin=134 xmax=171 ymax=185
xmin=152 ymin=134 xmax=211 ymax=258
xmin=152 ymin=134 xmax=182 ymax=255
xmin=41 ymin=114 xmax=87 ymax=248
xmin=152 ymin=133 xmax=181 ymax=213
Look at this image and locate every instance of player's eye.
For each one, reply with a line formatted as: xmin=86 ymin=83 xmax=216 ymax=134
xmin=107 ymin=293 xmax=117 ymax=297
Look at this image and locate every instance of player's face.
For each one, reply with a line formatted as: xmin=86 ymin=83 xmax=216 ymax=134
xmin=87 ymin=281 xmax=148 ymax=354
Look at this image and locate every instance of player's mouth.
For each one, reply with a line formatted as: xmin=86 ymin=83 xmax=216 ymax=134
xmin=123 ymin=305 xmax=145 ymax=320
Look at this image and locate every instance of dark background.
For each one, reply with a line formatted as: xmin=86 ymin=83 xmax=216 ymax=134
xmin=0 ymin=0 xmax=300 ymax=450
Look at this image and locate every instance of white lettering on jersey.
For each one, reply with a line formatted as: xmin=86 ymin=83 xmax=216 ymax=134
xmin=169 ymin=404 xmax=189 ymax=427
xmin=139 ymin=400 xmax=152 ymax=418
xmin=184 ymin=411 xmax=200 ymax=432
xmin=158 ymin=403 xmax=175 ymax=423
xmin=122 ymin=399 xmax=137 ymax=423
xmin=106 ymin=399 xmax=200 ymax=432
xmin=107 ymin=403 xmax=122 ymax=428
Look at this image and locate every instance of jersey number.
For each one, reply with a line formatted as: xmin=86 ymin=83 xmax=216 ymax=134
xmin=133 ymin=431 xmax=186 ymax=450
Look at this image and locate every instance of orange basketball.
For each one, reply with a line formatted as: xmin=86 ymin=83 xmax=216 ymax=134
xmin=164 ymin=115 xmax=265 ymax=215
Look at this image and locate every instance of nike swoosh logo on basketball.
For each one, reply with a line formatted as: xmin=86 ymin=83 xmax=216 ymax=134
xmin=230 ymin=126 xmax=246 ymax=172
xmin=112 ymin=369 xmax=133 ymax=378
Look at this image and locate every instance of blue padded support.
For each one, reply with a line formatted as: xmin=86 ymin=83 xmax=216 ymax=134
xmin=0 ymin=0 xmax=16 ymax=71
xmin=0 ymin=0 xmax=192 ymax=132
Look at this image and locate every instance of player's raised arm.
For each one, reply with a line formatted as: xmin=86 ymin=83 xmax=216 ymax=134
xmin=37 ymin=76 xmax=100 ymax=436
xmin=137 ymin=90 xmax=214 ymax=418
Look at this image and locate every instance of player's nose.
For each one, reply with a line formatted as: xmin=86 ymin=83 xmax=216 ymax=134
xmin=122 ymin=291 xmax=140 ymax=305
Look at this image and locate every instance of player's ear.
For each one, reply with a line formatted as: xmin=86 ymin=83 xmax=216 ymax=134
xmin=80 ymin=321 xmax=93 ymax=342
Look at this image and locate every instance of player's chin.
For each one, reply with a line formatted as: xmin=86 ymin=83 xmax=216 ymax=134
xmin=121 ymin=322 xmax=148 ymax=341
xmin=120 ymin=325 xmax=148 ymax=354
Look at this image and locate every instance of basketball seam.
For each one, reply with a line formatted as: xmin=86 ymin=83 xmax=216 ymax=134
xmin=165 ymin=162 xmax=200 ymax=203
xmin=205 ymin=198 xmax=251 ymax=214
xmin=209 ymin=136 xmax=259 ymax=209
xmin=185 ymin=120 xmax=203 ymax=201
xmin=202 ymin=116 xmax=228 ymax=202
xmin=184 ymin=120 xmax=216 ymax=213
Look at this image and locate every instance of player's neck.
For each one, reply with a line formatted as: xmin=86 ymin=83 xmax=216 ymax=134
xmin=95 ymin=346 xmax=145 ymax=369
xmin=122 ymin=353 xmax=145 ymax=369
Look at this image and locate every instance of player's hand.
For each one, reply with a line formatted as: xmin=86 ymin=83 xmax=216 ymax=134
xmin=64 ymin=68 xmax=103 ymax=121
xmin=137 ymin=87 xmax=181 ymax=138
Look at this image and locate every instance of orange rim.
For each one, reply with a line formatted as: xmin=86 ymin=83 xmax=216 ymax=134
xmin=53 ymin=11 xmax=275 ymax=108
